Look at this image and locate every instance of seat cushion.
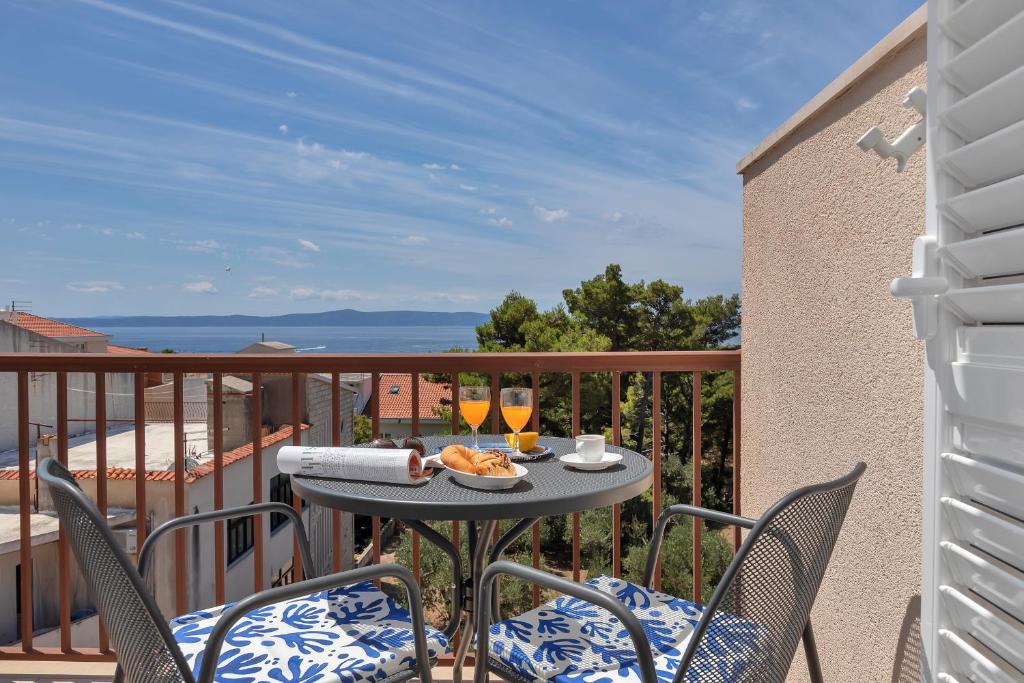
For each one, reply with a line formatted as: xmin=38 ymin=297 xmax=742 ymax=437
xmin=487 ymin=575 xmax=762 ymax=683
xmin=170 ymin=580 xmax=448 ymax=683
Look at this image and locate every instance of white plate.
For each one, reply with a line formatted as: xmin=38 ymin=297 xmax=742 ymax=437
xmin=559 ymin=452 xmax=623 ymax=471
xmin=450 ymin=462 xmax=528 ymax=490
xmin=423 ymin=453 xmax=445 ymax=469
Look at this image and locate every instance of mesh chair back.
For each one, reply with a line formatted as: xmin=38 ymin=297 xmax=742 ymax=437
xmin=681 ymin=463 xmax=866 ymax=683
xmin=38 ymin=458 xmax=192 ymax=683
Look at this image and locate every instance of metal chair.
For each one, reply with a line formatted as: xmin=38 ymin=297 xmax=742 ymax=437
xmin=37 ymin=457 xmax=445 ymax=683
xmin=475 ymin=463 xmax=867 ymax=683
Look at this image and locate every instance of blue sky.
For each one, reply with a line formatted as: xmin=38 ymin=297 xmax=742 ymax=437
xmin=0 ymin=0 xmax=921 ymax=317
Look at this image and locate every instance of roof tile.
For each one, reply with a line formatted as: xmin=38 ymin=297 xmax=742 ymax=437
xmin=0 ymin=425 xmax=307 ymax=483
xmin=107 ymin=344 xmax=150 ymax=355
xmin=377 ymin=373 xmax=451 ymax=421
xmin=4 ymin=312 xmax=106 ymax=339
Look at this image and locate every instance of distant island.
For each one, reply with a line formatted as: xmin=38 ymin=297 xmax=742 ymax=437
xmin=63 ymin=309 xmax=489 ymax=328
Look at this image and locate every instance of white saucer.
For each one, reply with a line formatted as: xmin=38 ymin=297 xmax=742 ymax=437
xmin=560 ymin=452 xmax=623 ymax=471
xmin=450 ymin=462 xmax=528 ymax=490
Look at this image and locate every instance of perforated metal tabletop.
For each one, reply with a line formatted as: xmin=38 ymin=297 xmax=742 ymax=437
xmin=291 ymin=435 xmax=652 ymax=520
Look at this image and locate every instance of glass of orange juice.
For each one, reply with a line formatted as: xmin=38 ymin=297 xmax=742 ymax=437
xmin=459 ymin=386 xmax=491 ymax=451
xmin=500 ymin=387 xmax=533 ymax=458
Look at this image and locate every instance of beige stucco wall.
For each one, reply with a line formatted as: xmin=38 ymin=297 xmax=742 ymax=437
xmin=739 ymin=29 xmax=926 ymax=683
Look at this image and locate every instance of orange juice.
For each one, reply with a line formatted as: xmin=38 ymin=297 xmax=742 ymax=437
xmin=460 ymin=399 xmax=490 ymax=429
xmin=501 ymin=404 xmax=532 ymax=433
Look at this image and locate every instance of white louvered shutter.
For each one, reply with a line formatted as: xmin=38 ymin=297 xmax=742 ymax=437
xmin=914 ymin=2 xmax=1024 ymax=681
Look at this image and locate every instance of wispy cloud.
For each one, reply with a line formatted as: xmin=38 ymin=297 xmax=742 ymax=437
xmin=248 ymin=286 xmax=278 ymax=298
xmin=424 ymin=162 xmax=462 ymax=171
xmin=250 ymin=246 xmax=308 ymax=269
xmin=736 ymin=97 xmax=758 ymax=111
xmin=183 ymin=280 xmax=217 ymax=294
xmin=289 ymin=287 xmax=375 ymax=302
xmin=164 ymin=238 xmax=225 ymax=254
xmin=533 ymin=205 xmax=569 ymax=223
xmin=67 ymin=280 xmax=124 ymax=293
xmin=278 ymin=124 xmax=289 ymax=134
xmin=298 ymin=238 xmax=320 ymax=252
xmin=411 ymin=291 xmax=482 ymax=305
xmin=402 ymin=235 xmax=429 ymax=244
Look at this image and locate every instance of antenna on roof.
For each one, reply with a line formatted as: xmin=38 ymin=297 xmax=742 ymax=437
xmin=9 ymin=300 xmax=31 ymax=323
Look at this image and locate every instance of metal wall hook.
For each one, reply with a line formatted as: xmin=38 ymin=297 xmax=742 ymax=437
xmin=857 ymin=86 xmax=927 ymax=172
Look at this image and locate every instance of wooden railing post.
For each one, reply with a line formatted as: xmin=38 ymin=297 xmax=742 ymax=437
xmin=56 ymin=371 xmax=71 ymax=653
xmin=252 ymin=372 xmax=264 ymax=593
xmin=213 ymin=373 xmax=226 ymax=604
xmin=0 ymin=350 xmax=740 ymax=662
xmin=692 ymin=371 xmax=703 ymax=603
xmin=732 ymin=368 xmax=742 ymax=551
xmin=173 ymin=372 xmax=186 ymax=614
xmin=17 ymin=371 xmax=32 ymax=651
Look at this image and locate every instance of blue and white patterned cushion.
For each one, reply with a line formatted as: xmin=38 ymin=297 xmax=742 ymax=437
xmin=487 ymin=576 xmax=762 ymax=683
xmin=170 ymin=580 xmax=448 ymax=683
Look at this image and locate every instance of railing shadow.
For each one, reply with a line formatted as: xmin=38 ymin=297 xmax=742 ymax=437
xmin=891 ymin=594 xmax=922 ymax=683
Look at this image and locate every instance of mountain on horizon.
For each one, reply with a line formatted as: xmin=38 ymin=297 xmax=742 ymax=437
xmin=62 ymin=308 xmax=489 ymax=328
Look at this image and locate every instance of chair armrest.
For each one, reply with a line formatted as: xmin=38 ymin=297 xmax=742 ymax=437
xmin=138 ymin=502 xmax=314 ymax=582
xmin=196 ymin=563 xmax=433 ymax=683
xmin=474 ymin=561 xmax=658 ymax=683
xmin=643 ymin=504 xmax=756 ymax=587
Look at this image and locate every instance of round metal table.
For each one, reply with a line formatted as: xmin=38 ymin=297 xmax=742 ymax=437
xmin=292 ymin=435 xmax=652 ymax=683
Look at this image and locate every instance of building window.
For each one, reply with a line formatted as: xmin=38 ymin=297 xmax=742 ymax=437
xmin=227 ymin=507 xmax=254 ymax=565
xmin=15 ymin=563 xmax=25 ymax=619
xmin=270 ymin=473 xmax=292 ymax=531
xmin=270 ymin=472 xmax=308 ymax=532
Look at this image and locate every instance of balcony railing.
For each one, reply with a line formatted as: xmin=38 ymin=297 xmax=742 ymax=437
xmin=0 ymin=351 xmax=740 ymax=661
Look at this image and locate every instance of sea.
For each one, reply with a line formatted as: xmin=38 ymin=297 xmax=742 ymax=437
xmin=94 ymin=325 xmax=479 ymax=353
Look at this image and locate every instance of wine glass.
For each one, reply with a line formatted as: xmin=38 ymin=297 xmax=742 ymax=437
xmin=500 ymin=387 xmax=533 ymax=458
xmin=459 ymin=386 xmax=490 ymax=451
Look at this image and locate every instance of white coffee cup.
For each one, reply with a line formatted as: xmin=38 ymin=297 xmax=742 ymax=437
xmin=575 ymin=434 xmax=605 ymax=462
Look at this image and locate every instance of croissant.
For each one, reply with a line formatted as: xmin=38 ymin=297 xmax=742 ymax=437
xmin=440 ymin=445 xmax=517 ymax=476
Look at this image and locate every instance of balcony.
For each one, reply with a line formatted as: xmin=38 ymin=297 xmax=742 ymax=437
xmin=0 ymin=350 xmax=740 ymax=677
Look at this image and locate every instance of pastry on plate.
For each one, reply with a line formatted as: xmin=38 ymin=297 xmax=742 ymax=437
xmin=440 ymin=445 xmax=517 ymax=476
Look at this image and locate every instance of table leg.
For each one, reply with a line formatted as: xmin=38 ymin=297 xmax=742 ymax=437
xmin=401 ymin=519 xmax=464 ymax=640
xmin=452 ymin=519 xmax=497 ymax=683
xmin=487 ymin=518 xmax=538 ymax=621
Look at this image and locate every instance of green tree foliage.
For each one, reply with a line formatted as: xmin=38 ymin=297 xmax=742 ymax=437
xmin=395 ymin=519 xmax=560 ymax=625
xmin=353 ymin=414 xmax=373 ymax=444
xmin=399 ymin=264 xmax=741 ymax=610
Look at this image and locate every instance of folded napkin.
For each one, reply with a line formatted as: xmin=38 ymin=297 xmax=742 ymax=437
xmin=277 ymin=446 xmax=428 ymax=485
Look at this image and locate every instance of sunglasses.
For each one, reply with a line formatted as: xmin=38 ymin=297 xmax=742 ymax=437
xmin=368 ymin=436 xmax=425 ymax=457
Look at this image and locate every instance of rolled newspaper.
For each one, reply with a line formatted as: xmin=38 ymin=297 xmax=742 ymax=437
xmin=277 ymin=447 xmax=426 ymax=485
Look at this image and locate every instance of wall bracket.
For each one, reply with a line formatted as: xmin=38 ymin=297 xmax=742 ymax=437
xmin=857 ymin=86 xmax=927 ymax=173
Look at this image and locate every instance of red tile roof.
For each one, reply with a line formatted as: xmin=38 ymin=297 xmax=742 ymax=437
xmin=4 ymin=312 xmax=106 ymax=339
xmin=377 ymin=373 xmax=451 ymax=421
xmin=185 ymin=424 xmax=306 ymax=482
xmin=107 ymin=344 xmax=150 ymax=355
xmin=0 ymin=425 xmax=307 ymax=483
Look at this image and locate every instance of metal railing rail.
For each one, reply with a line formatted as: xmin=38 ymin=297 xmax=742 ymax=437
xmin=0 ymin=351 xmax=740 ymax=661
